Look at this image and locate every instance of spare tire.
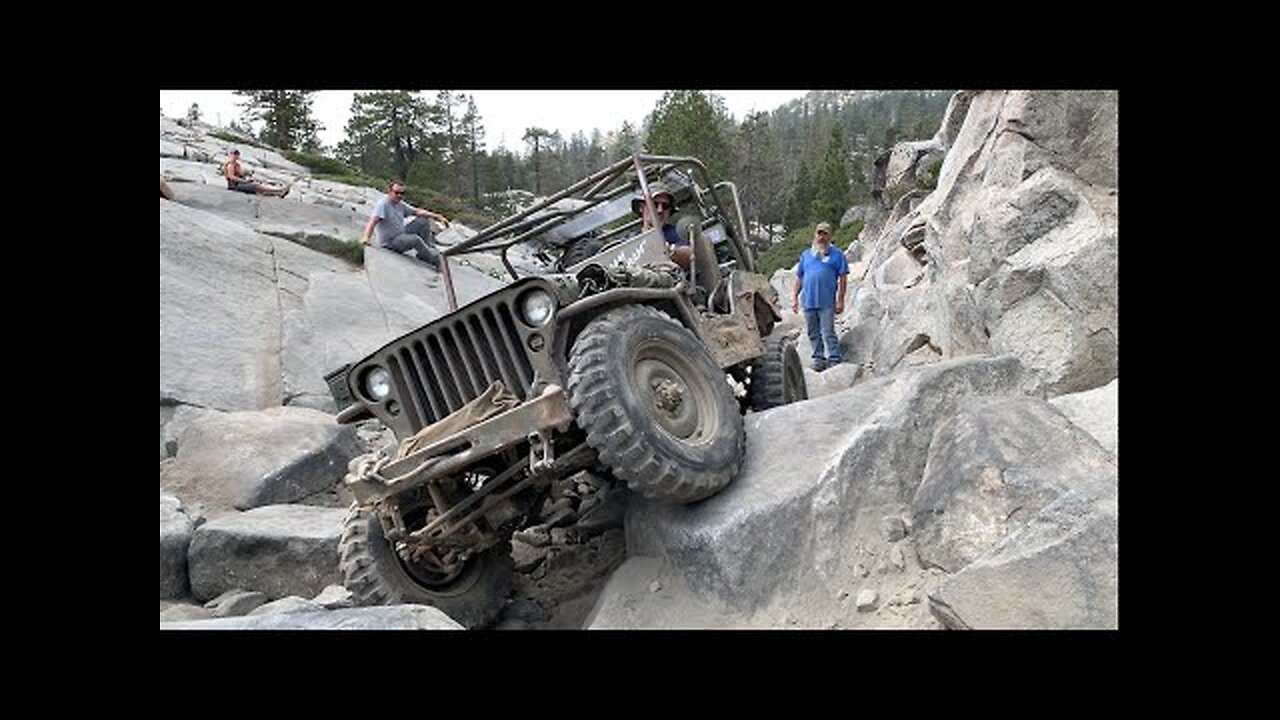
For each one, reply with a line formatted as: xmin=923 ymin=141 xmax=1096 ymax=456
xmin=560 ymin=237 xmax=606 ymax=269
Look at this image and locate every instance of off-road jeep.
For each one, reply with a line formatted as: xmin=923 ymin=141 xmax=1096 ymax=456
xmin=324 ymin=154 xmax=808 ymax=627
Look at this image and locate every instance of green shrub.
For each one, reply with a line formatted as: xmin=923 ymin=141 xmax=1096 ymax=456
xmin=755 ymin=220 xmax=864 ymax=278
xmin=918 ymin=156 xmax=944 ymax=191
xmin=313 ymin=172 xmax=389 ymax=191
xmin=404 ymin=188 xmax=498 ymax=230
xmin=756 ymin=224 xmax=816 ymax=278
xmin=300 ymin=235 xmax=364 ymax=266
xmin=834 ymin=219 xmax=864 ymax=252
xmin=406 ymin=187 xmax=461 ymax=216
xmin=310 ymin=174 xmax=499 ymax=231
xmin=283 ymin=150 xmax=354 ymax=176
xmin=207 ymin=130 xmax=270 ymax=150
xmin=454 ymin=210 xmax=499 ymax=230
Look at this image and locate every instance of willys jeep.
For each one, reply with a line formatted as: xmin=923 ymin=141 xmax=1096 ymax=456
xmin=324 ymin=154 xmax=808 ymax=627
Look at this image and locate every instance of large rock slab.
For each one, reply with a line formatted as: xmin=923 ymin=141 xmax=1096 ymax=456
xmin=362 ymin=246 xmax=452 ymax=333
xmin=170 ymin=183 xmax=368 ymax=244
xmin=910 ymin=396 xmax=1118 ymax=573
xmin=284 ymin=270 xmax=401 ymax=394
xmin=160 ymin=604 xmax=464 ymax=630
xmin=281 ymin=247 xmax=509 ymax=398
xmin=160 ymin=600 xmax=213 ymax=622
xmin=159 ymin=404 xmax=221 ymax=459
xmin=287 ymin=177 xmax=384 ymax=213
xmin=842 ymin=91 xmax=1117 ymax=396
xmin=160 ymin=201 xmax=282 ymax=411
xmin=160 ymin=157 xmax=227 ymax=186
xmin=160 ymin=492 xmax=196 ymax=599
xmin=929 ymin=476 xmax=1117 ymax=629
xmin=1049 ymin=378 xmax=1117 ymax=455
xmin=268 ymin=235 xmax=361 ymax=410
xmin=969 ymin=167 xmax=1118 ymax=395
xmin=803 ymin=362 xmax=865 ymax=399
xmin=625 ymin=355 xmax=1031 ymax=612
xmin=158 ymin=118 xmax=308 ymax=180
xmin=159 ymin=184 xmax=503 ymax=431
xmin=160 ymin=138 xmax=188 ymax=159
xmin=364 ymin=246 xmax=507 ymax=324
xmin=160 ymin=406 xmax=361 ymax=518
xmin=187 ymin=504 xmax=346 ymax=602
xmin=884 ymin=138 xmax=945 ymax=200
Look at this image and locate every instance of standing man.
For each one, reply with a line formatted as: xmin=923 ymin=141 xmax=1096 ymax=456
xmin=360 ymin=179 xmax=450 ymax=270
xmin=791 ymin=222 xmax=849 ymax=371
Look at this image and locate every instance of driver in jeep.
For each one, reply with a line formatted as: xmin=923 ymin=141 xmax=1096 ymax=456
xmin=631 ymin=180 xmax=691 ymax=270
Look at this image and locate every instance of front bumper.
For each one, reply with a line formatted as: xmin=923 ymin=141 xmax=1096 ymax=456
xmin=345 ymin=384 xmax=573 ymax=505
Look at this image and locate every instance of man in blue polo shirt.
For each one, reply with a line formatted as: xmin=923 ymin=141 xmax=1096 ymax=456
xmin=791 ymin=221 xmax=848 ymax=371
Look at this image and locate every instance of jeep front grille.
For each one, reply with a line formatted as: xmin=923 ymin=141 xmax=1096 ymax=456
xmin=386 ymin=301 xmax=535 ymax=428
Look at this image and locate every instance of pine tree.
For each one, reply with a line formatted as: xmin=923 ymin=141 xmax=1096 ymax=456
xmin=734 ymin=111 xmax=786 ymax=239
xmin=523 ymin=127 xmax=555 ymax=195
xmin=437 ymin=90 xmax=474 ymax=197
xmin=811 ymin=124 xmax=851 ymax=227
xmin=786 ymin=160 xmax=815 ymax=231
xmin=462 ymin=95 xmax=485 ymax=205
xmin=233 ymin=90 xmax=322 ymax=152
xmin=644 ymin=91 xmax=735 ymax=180
xmin=186 ymin=103 xmax=202 ymax=124
xmin=588 ymin=129 xmax=607 ymax=174
xmin=337 ymin=91 xmax=441 ymax=182
xmin=610 ymin=121 xmax=639 ymax=162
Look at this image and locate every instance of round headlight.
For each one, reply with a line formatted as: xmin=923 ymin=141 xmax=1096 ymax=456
xmin=521 ymin=289 xmax=555 ymax=326
xmin=364 ymin=367 xmax=391 ymax=401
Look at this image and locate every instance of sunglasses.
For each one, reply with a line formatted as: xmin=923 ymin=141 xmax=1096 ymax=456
xmin=653 ymin=200 xmax=671 ymax=210
xmin=391 ymin=189 xmax=405 ymax=196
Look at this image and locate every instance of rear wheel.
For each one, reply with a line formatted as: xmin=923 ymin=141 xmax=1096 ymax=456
xmin=747 ymin=332 xmax=808 ymax=411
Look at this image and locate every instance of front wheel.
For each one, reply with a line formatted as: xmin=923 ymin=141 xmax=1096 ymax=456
xmin=567 ymin=305 xmax=744 ymax=504
xmin=338 ymin=502 xmax=513 ymax=628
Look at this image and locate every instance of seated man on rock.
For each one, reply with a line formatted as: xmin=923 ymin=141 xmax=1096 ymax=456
xmin=360 ymin=179 xmax=450 ymax=270
xmin=223 ymin=149 xmax=290 ymax=198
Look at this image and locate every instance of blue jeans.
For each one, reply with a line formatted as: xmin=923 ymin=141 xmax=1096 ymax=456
xmin=382 ymin=217 xmax=440 ymax=269
xmin=804 ymin=307 xmax=841 ymax=365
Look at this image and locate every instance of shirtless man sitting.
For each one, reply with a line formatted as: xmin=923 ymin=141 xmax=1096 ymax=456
xmin=223 ymin=149 xmax=290 ymax=198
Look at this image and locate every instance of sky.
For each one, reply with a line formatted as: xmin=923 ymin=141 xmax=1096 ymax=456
xmin=159 ymin=90 xmax=811 ymax=154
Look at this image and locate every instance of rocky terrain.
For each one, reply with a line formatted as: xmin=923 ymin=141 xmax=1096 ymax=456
xmin=160 ymin=90 xmax=1117 ymax=630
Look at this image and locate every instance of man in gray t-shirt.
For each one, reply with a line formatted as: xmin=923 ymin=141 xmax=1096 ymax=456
xmin=359 ymin=179 xmax=450 ymax=269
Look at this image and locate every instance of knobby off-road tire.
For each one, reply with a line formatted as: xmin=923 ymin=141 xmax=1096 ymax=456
xmin=747 ymin=332 xmax=808 ymax=411
xmin=567 ymin=304 xmax=744 ymax=504
xmin=338 ymin=502 xmax=512 ymax=629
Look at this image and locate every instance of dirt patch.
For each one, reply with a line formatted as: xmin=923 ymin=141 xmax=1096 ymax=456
xmin=587 ymin=503 xmax=948 ymax=630
xmin=494 ymin=471 xmax=628 ymax=630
